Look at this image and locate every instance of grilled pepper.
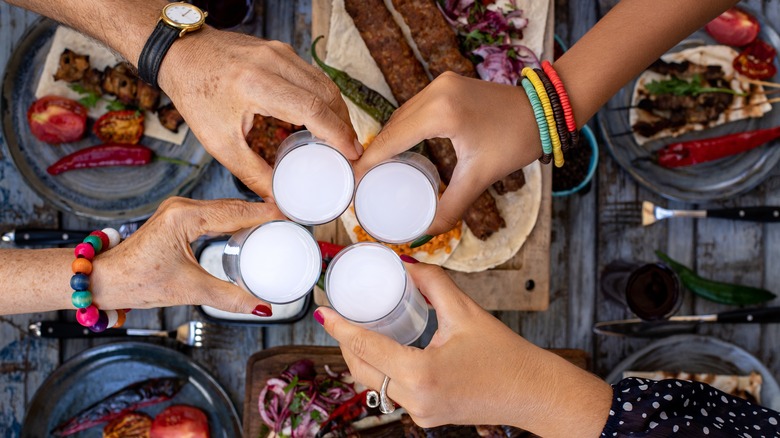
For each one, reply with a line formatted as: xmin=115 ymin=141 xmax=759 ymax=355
xmin=656 ymin=250 xmax=775 ymax=305
xmin=51 ymin=377 xmax=187 ymax=436
xmin=653 ymin=126 xmax=780 ymax=168
xmin=47 ymin=144 xmax=192 ymax=175
xmin=93 ymin=109 xmax=145 ymax=144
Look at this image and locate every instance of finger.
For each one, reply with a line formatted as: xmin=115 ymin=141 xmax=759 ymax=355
xmin=405 ymin=262 xmax=476 ymax=320
xmin=426 ymin=165 xmax=488 ymax=236
xmin=187 ymin=266 xmax=273 ymax=316
xmin=167 ymin=198 xmax=285 ymax=242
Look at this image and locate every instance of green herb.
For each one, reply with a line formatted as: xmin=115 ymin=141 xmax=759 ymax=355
xmin=291 ymin=415 xmax=302 ymax=429
xmin=645 ymin=74 xmax=746 ymax=96
xmin=655 ymin=250 xmax=775 ymax=305
xmin=310 ymin=410 xmax=322 ymax=421
xmin=106 ymin=100 xmax=129 ymax=111
xmin=283 ymin=376 xmax=299 ymax=394
xmin=68 ymin=83 xmax=101 ymax=108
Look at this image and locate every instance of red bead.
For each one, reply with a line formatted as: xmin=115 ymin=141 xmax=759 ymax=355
xmin=74 ymin=243 xmax=95 ymax=260
xmin=76 ymin=305 xmax=100 ymax=327
xmin=89 ymin=230 xmax=110 ymax=252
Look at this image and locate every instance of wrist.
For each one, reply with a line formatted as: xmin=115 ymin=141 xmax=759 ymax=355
xmin=156 ymin=25 xmax=220 ymax=97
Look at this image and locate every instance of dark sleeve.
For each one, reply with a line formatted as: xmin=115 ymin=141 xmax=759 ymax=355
xmin=600 ymin=377 xmax=780 ymax=437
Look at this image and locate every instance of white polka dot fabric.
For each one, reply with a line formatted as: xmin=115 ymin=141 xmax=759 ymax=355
xmin=601 ymin=378 xmax=780 ymax=437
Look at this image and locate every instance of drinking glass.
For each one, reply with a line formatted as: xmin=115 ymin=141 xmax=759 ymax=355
xmin=325 ymin=242 xmax=429 ymax=345
xmin=272 ymin=130 xmax=355 ymax=226
xmin=222 ymin=220 xmax=321 ymax=304
xmin=189 ymin=0 xmax=254 ymax=30
xmin=354 ymin=152 xmax=439 ymax=244
xmin=600 ymin=260 xmax=682 ymax=320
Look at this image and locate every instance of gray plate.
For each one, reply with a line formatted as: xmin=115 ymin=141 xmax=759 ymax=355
xmin=598 ymin=9 xmax=780 ymax=203
xmin=21 ymin=341 xmax=241 ymax=438
xmin=1 ymin=18 xmax=212 ymax=222
xmin=606 ymin=334 xmax=780 ymax=411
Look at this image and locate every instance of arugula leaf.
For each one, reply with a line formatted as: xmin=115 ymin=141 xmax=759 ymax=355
xmin=68 ymin=83 xmax=101 ymax=108
xmin=645 ymin=74 xmax=745 ymax=96
xmin=106 ymin=99 xmax=129 ymax=111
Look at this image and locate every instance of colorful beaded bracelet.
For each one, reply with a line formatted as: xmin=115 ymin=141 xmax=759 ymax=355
xmin=522 ymin=67 xmax=564 ymax=167
xmin=520 ymin=77 xmax=553 ymax=164
xmin=71 ymin=228 xmax=128 ymax=332
xmin=541 ymin=61 xmax=580 ymax=148
xmin=535 ymin=68 xmax=572 ymax=153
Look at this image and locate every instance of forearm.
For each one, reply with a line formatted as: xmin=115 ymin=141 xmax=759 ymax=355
xmin=555 ymin=0 xmax=739 ymax=127
xmin=2 ymin=249 xmax=75 ymax=314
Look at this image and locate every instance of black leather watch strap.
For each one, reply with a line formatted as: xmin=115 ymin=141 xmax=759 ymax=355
xmin=138 ymin=21 xmax=180 ymax=87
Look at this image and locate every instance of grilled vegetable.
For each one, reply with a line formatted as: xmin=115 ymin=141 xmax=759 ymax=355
xmin=705 ymin=7 xmax=760 ymax=47
xmin=652 ymin=126 xmax=780 ymax=168
xmin=51 ymin=377 xmax=187 ymax=436
xmin=102 ymin=412 xmax=152 ymax=438
xmin=150 ymin=405 xmax=209 ymax=438
xmin=47 ymin=144 xmax=192 ymax=175
xmin=93 ymin=110 xmax=145 ymax=144
xmin=656 ymin=250 xmax=775 ymax=305
xmin=311 ymin=36 xmax=396 ymax=125
xmin=27 ymin=95 xmax=88 ymax=144
xmin=733 ymin=39 xmax=778 ymax=80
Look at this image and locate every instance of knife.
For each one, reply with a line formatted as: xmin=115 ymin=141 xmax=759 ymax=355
xmin=2 ymin=222 xmax=141 ymax=246
xmin=593 ymin=307 xmax=780 ymax=337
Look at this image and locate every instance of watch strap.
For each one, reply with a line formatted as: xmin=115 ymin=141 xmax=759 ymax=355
xmin=138 ymin=21 xmax=180 ymax=87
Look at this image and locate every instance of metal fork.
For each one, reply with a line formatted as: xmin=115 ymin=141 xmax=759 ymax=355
xmin=29 ymin=320 xmax=231 ymax=348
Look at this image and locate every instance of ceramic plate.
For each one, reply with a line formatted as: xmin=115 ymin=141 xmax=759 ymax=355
xmin=21 ymin=341 xmax=241 ymax=438
xmin=1 ymin=18 xmax=212 ymax=222
xmin=598 ymin=9 xmax=780 ymax=202
xmin=606 ymin=334 xmax=780 ymax=411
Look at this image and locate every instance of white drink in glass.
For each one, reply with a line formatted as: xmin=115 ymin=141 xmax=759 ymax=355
xmin=222 ymin=220 xmax=322 ymax=304
xmin=325 ymin=242 xmax=428 ymax=345
xmin=272 ymin=130 xmax=355 ymax=225
xmin=355 ymin=152 xmax=439 ymax=244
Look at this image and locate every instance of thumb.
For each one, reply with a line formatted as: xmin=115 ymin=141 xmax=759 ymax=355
xmin=426 ymin=166 xmax=488 ymax=236
xmin=191 ymin=266 xmax=273 ymax=317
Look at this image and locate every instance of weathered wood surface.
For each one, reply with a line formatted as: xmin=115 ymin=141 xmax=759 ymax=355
xmin=3 ymin=0 xmax=780 ymax=436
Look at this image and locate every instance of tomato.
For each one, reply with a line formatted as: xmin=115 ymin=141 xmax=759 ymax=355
xmin=150 ymin=405 xmax=210 ymax=438
xmin=27 ymin=95 xmax=88 ymax=144
xmin=733 ymin=39 xmax=778 ymax=80
xmin=93 ymin=110 xmax=145 ymax=144
xmin=705 ymin=7 xmax=760 ymax=47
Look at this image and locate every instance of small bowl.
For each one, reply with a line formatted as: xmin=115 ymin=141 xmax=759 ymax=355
xmin=552 ymin=124 xmax=599 ymax=197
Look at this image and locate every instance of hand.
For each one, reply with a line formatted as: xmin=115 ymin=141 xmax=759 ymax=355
xmin=160 ymin=29 xmax=362 ymax=200
xmin=92 ymin=197 xmax=286 ymax=316
xmin=353 ymin=73 xmax=543 ymax=235
xmin=315 ymin=261 xmax=612 ymax=436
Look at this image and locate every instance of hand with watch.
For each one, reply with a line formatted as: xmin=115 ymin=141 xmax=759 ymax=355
xmin=135 ymin=1 xmax=360 ymax=200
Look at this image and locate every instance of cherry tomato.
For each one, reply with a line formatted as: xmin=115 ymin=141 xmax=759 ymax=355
xmin=705 ymin=7 xmax=760 ymax=47
xmin=150 ymin=405 xmax=210 ymax=438
xmin=93 ymin=110 xmax=145 ymax=144
xmin=27 ymin=95 xmax=88 ymax=144
xmin=733 ymin=39 xmax=778 ymax=80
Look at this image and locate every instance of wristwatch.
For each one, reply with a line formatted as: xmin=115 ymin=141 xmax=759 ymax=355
xmin=138 ymin=2 xmax=207 ymax=87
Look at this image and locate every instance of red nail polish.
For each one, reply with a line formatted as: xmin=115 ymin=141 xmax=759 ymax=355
xmin=252 ymin=304 xmax=272 ymax=317
xmin=422 ymin=294 xmax=431 ymax=305
xmin=400 ymin=254 xmax=419 ymax=264
xmin=314 ymin=309 xmax=324 ymax=325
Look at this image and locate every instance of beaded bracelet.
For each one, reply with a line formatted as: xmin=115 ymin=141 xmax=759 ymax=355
xmin=520 ymin=77 xmax=553 ymax=164
xmin=71 ymin=228 xmax=128 ymax=333
xmin=535 ymin=68 xmax=571 ymax=153
xmin=522 ymin=67 xmax=564 ymax=167
xmin=541 ymin=61 xmax=580 ymax=148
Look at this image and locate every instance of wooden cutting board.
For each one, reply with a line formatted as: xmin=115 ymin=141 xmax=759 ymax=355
xmin=311 ymin=0 xmax=553 ymax=311
xmin=244 ymin=346 xmax=587 ymax=437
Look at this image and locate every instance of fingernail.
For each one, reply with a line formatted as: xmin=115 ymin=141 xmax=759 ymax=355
xmin=252 ymin=304 xmax=273 ymax=317
xmin=400 ymin=254 xmax=419 ymax=264
xmin=409 ymin=235 xmax=433 ymax=249
xmin=422 ymin=294 xmax=431 ymax=305
xmin=314 ymin=309 xmax=324 ymax=325
xmin=354 ymin=139 xmax=364 ymax=157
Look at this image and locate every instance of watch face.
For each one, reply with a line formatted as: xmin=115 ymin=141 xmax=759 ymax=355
xmin=164 ymin=4 xmax=204 ymax=26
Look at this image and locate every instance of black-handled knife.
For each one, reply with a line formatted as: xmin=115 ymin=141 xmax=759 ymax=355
xmin=706 ymin=207 xmax=780 ymax=222
xmin=2 ymin=229 xmax=91 ymax=246
xmin=29 ymin=320 xmax=167 ymax=338
xmin=593 ymin=306 xmax=780 ymax=337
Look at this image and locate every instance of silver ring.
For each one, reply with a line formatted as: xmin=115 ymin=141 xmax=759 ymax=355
xmin=379 ymin=375 xmax=396 ymax=414
xmin=366 ymin=390 xmax=380 ymax=408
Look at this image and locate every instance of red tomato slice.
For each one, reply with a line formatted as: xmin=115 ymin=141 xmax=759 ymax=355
xmin=733 ymin=39 xmax=778 ymax=80
xmin=705 ymin=7 xmax=760 ymax=47
xmin=27 ymin=95 xmax=88 ymax=144
xmin=150 ymin=405 xmax=210 ymax=438
xmin=93 ymin=110 xmax=145 ymax=144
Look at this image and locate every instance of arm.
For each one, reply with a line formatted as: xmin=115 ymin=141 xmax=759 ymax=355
xmin=316 ymin=262 xmax=613 ymax=436
xmin=1 ymin=197 xmax=284 ymax=316
xmin=355 ymin=0 xmax=740 ymax=234
xmin=4 ymin=0 xmax=361 ymax=198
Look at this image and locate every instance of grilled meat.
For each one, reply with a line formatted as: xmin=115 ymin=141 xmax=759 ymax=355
xmin=54 ymin=49 xmax=90 ymax=82
xmin=245 ymin=114 xmax=303 ymax=166
xmin=81 ymin=68 xmax=104 ymax=95
xmin=102 ymin=63 xmax=138 ymax=105
xmin=493 ymin=169 xmax=526 ymax=195
xmin=136 ymin=80 xmax=161 ymax=112
xmin=156 ymin=103 xmax=185 ymax=133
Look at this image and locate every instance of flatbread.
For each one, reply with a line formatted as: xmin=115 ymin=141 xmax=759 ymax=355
xmin=35 ymin=26 xmax=189 ymax=145
xmin=623 ymin=370 xmax=763 ymax=404
xmin=630 ymin=45 xmax=772 ymax=146
xmin=326 ymin=0 xmax=543 ymax=272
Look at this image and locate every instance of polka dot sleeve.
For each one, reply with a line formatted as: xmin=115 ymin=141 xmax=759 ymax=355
xmin=600 ymin=377 xmax=780 ymax=437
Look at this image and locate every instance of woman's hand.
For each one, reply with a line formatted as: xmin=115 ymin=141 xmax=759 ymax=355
xmin=353 ymin=73 xmax=543 ymax=235
xmin=315 ymin=261 xmax=612 ymax=436
xmin=92 ymin=197 xmax=286 ymax=315
xmin=161 ymin=29 xmax=363 ymax=200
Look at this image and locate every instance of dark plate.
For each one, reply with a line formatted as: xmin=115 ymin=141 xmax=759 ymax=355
xmin=21 ymin=341 xmax=241 ymax=438
xmin=606 ymin=334 xmax=780 ymax=411
xmin=598 ymin=10 xmax=780 ymax=202
xmin=1 ymin=18 xmax=212 ymax=222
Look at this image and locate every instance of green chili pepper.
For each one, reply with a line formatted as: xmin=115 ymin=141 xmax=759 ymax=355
xmin=311 ymin=35 xmax=397 ymax=125
xmin=655 ymin=250 xmax=775 ymax=305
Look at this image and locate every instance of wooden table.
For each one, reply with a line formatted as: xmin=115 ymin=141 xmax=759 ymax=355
xmin=2 ymin=0 xmax=780 ymax=434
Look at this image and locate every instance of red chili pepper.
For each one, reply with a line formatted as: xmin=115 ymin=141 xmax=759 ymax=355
xmin=655 ymin=126 xmax=780 ymax=168
xmin=318 ymin=241 xmax=345 ymax=261
xmin=733 ymin=39 xmax=778 ymax=80
xmin=93 ymin=110 xmax=145 ymax=144
xmin=315 ymin=390 xmax=372 ymax=438
xmin=47 ymin=143 xmax=192 ymax=175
